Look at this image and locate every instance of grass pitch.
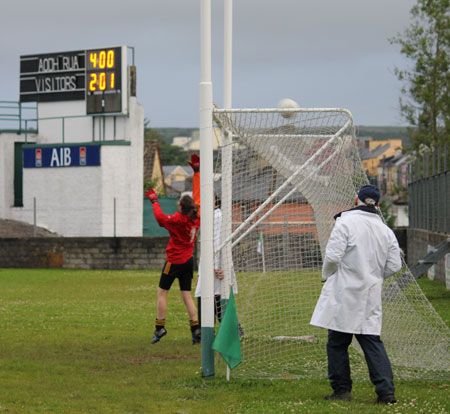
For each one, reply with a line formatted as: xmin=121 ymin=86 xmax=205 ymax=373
xmin=0 ymin=268 xmax=449 ymax=413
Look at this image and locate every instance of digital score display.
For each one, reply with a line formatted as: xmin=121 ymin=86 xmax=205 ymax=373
xmin=87 ymin=50 xmax=117 ymax=91
xmin=86 ymin=47 xmax=122 ymax=114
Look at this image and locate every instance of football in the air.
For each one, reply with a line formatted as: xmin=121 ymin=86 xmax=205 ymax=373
xmin=278 ymin=98 xmax=299 ymax=118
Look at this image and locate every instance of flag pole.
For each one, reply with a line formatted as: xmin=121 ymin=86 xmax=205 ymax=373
xmin=258 ymin=232 xmax=266 ymax=273
xmin=261 ymin=233 xmax=266 ymax=273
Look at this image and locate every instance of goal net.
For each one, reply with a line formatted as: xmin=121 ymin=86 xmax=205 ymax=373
xmin=211 ymin=107 xmax=450 ymax=380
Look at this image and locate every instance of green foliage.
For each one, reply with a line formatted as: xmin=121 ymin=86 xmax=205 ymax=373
xmin=0 ymin=268 xmax=448 ymax=413
xmin=356 ymin=126 xmax=411 ymax=147
xmin=143 ymin=125 xmax=161 ymax=141
xmin=143 ymin=177 xmax=155 ymax=192
xmin=389 ymin=0 xmax=450 ymax=150
xmin=390 ymin=184 xmax=409 ymax=203
xmin=155 ymin=128 xmax=198 ymax=144
xmin=418 ymin=278 xmax=450 ymax=327
xmin=144 ymin=125 xmax=189 ymax=166
xmin=379 ymin=199 xmax=397 ymax=228
xmin=157 ymin=140 xmax=190 ymax=165
xmin=143 ymin=177 xmax=166 ymax=194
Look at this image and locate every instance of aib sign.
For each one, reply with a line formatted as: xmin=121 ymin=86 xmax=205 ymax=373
xmin=23 ymin=145 xmax=100 ymax=168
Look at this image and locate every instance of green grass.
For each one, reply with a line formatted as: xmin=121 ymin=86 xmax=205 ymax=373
xmin=417 ymin=278 xmax=450 ymax=327
xmin=0 ymin=268 xmax=449 ymax=413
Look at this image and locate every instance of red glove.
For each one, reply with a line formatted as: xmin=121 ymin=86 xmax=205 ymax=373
xmin=145 ymin=189 xmax=158 ymax=203
xmin=188 ymin=153 xmax=200 ymax=172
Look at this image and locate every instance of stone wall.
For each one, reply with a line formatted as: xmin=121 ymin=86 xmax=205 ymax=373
xmin=406 ymin=228 xmax=449 ymax=286
xmin=0 ymin=237 xmax=175 ymax=270
xmin=0 ymin=231 xmax=447 ymax=286
xmin=393 ymin=227 xmax=407 ymax=257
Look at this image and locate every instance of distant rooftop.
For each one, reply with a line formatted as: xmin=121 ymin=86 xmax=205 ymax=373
xmin=359 ymin=143 xmax=390 ymax=160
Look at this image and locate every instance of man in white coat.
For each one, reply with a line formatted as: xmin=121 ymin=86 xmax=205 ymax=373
xmin=310 ymin=184 xmax=402 ymax=404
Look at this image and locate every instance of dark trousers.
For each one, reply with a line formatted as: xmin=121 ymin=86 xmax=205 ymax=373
xmin=327 ymin=329 xmax=395 ymax=397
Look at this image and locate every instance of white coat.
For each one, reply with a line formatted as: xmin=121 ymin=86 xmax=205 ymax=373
xmin=310 ymin=208 xmax=402 ymax=335
xmin=195 ymin=207 xmax=238 ymax=297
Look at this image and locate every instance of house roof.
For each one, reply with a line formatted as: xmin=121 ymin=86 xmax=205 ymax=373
xmin=143 ymin=140 xmax=157 ymax=180
xmin=166 ymin=180 xmax=190 ymax=195
xmin=359 ymin=143 xmax=390 ymax=160
xmin=379 ymin=153 xmax=412 ymax=167
xmin=143 ymin=140 xmax=165 ymax=181
xmin=214 ymin=167 xmax=307 ymax=203
xmin=163 ymin=165 xmax=192 ymax=176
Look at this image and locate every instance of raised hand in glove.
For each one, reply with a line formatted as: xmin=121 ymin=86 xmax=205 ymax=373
xmin=145 ymin=189 xmax=158 ymax=203
xmin=188 ymin=153 xmax=200 ymax=172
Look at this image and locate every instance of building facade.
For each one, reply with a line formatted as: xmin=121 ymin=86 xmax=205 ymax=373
xmin=0 ymin=98 xmax=144 ymax=237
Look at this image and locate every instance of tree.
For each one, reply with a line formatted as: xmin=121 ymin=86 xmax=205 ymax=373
xmin=157 ymin=140 xmax=190 ymax=165
xmin=143 ymin=177 xmax=164 ymax=194
xmin=379 ymin=200 xmax=397 ymax=229
xmin=144 ymin=119 xmax=190 ymax=165
xmin=390 ymin=0 xmax=450 ymax=149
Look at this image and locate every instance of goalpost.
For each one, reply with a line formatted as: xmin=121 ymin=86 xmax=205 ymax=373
xmin=199 ymin=0 xmax=449 ymax=380
xmin=211 ymin=106 xmax=450 ymax=380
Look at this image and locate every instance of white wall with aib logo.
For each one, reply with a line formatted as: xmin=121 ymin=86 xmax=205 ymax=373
xmin=1 ymin=97 xmax=144 ymax=237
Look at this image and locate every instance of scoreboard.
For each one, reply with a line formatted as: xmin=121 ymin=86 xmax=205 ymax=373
xmin=20 ymin=46 xmax=129 ymax=115
xmin=86 ymin=47 xmax=122 ymax=114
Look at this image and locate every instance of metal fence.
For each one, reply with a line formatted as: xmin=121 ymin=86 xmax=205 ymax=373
xmin=0 ymin=101 xmax=38 ymax=133
xmin=408 ymin=145 xmax=450 ymax=233
xmin=0 ymin=100 xmax=128 ymax=142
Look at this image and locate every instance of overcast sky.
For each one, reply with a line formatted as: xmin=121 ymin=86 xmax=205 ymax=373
xmin=0 ymin=0 xmax=417 ymax=128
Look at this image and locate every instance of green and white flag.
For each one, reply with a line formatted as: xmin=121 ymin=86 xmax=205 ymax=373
xmin=212 ymin=289 xmax=242 ymax=370
xmin=257 ymin=232 xmax=266 ymax=273
xmin=257 ymin=232 xmax=263 ymax=254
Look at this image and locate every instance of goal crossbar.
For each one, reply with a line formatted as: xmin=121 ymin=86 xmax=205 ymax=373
xmin=215 ymin=108 xmax=352 ymax=254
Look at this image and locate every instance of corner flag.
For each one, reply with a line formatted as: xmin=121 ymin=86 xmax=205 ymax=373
xmin=212 ymin=289 xmax=242 ymax=370
xmin=257 ymin=232 xmax=266 ymax=273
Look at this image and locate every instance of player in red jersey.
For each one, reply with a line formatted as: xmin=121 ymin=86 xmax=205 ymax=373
xmin=145 ymin=182 xmax=201 ymax=345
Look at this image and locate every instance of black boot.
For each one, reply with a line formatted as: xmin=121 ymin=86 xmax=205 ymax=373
xmin=376 ymin=394 xmax=397 ymax=404
xmin=190 ymin=320 xmax=201 ymax=344
xmin=324 ymin=391 xmax=351 ymax=401
xmin=151 ymin=319 xmax=167 ymax=344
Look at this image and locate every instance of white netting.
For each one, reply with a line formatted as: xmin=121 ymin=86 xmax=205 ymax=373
xmin=212 ymin=107 xmax=450 ymax=380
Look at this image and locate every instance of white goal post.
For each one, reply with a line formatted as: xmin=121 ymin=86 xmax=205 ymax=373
xmin=210 ymin=106 xmax=450 ymax=380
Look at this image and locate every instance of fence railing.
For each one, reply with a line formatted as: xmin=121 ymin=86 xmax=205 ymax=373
xmin=0 ymin=101 xmax=38 ymax=133
xmin=0 ymin=100 xmax=129 ymax=143
xmin=408 ymin=145 xmax=449 ymax=233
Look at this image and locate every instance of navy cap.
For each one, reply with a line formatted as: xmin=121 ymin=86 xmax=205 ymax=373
xmin=357 ymin=185 xmax=380 ymax=205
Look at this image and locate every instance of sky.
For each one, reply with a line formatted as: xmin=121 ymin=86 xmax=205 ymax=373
xmin=0 ymin=0 xmax=417 ymax=128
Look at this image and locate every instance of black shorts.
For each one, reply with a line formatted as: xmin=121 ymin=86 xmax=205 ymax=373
xmin=159 ymin=257 xmax=194 ymax=291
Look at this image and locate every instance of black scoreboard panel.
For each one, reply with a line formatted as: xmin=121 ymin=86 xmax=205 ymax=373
xmin=86 ymin=47 xmax=122 ymax=114
xmin=20 ymin=46 xmax=126 ymax=114
xmin=20 ymin=50 xmax=86 ymax=102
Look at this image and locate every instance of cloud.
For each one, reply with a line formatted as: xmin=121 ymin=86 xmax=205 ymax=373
xmin=0 ymin=0 xmax=416 ymax=127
